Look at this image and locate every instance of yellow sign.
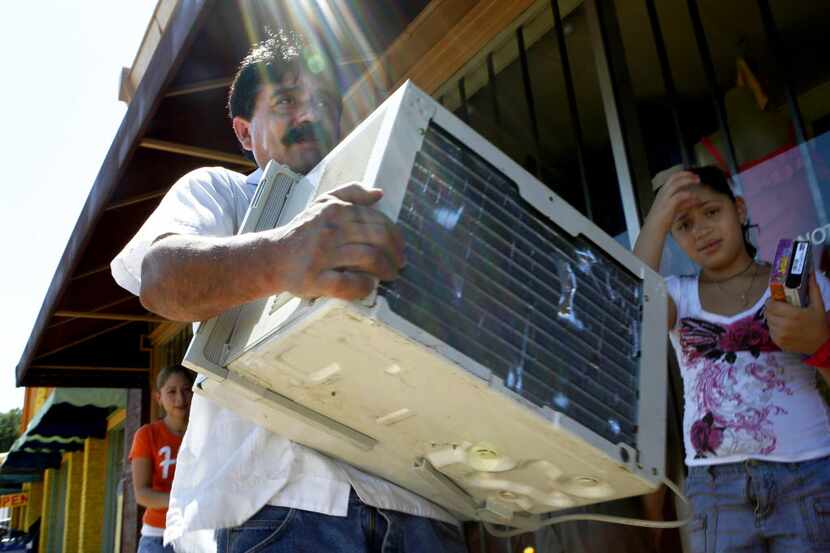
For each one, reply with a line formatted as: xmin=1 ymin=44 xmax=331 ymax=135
xmin=0 ymin=493 xmax=28 ymax=508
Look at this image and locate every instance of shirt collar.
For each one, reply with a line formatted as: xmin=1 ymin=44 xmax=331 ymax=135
xmin=246 ymin=168 xmax=263 ymax=186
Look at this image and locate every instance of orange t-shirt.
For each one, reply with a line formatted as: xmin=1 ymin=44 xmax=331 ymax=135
xmin=129 ymin=420 xmax=183 ymax=529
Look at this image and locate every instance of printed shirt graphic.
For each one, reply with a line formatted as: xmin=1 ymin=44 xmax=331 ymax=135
xmin=129 ymin=420 xmax=184 ymax=528
xmin=666 ymin=274 xmax=830 ymax=466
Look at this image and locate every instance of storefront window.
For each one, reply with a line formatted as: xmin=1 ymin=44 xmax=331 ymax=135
xmin=433 ymin=0 xmax=628 ymax=240
xmin=431 ymin=2 xmax=663 ymax=551
xmin=616 ymin=0 xmax=830 ymax=272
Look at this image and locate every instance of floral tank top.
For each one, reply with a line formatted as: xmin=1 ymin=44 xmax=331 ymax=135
xmin=666 ymin=273 xmax=830 ymax=466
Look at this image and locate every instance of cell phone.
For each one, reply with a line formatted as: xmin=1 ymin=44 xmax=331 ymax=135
xmin=770 ymin=239 xmax=811 ymax=307
xmin=784 ymin=240 xmax=812 ymax=307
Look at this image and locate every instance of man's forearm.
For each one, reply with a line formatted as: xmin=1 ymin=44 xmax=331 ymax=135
xmin=138 ymin=184 xmax=406 ymax=322
xmin=140 ymin=232 xmax=285 ymax=322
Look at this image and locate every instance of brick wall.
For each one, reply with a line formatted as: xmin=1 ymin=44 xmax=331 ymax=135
xmin=23 ymin=481 xmax=43 ymax=531
xmin=39 ymin=468 xmax=55 ymax=553
xmin=62 ymin=451 xmax=84 ymax=553
xmin=10 ymin=506 xmax=20 ymax=531
xmin=78 ymin=437 xmax=108 ymax=552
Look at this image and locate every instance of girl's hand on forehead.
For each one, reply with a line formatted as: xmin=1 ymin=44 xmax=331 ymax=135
xmin=646 ymin=170 xmax=702 ymax=234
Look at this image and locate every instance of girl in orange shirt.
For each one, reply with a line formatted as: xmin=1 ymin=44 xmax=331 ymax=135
xmin=129 ymin=364 xmax=194 ymax=553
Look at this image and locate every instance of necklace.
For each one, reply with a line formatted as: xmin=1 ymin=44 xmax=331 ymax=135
xmin=729 ymin=263 xmax=758 ymax=308
xmin=702 ymin=260 xmax=759 ymax=308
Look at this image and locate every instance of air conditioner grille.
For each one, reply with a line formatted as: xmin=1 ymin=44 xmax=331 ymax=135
xmin=379 ymin=124 xmax=643 ymax=446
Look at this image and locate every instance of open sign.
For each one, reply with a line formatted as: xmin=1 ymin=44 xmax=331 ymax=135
xmin=0 ymin=494 xmax=28 ymax=508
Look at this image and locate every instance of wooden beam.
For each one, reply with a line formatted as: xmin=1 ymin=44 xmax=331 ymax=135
xmin=165 ymin=77 xmax=233 ymax=98
xmin=47 ymin=296 xmax=136 ymax=329
xmin=403 ymin=0 xmax=538 ymax=95
xmin=139 ymin=139 xmax=256 ymax=168
xmin=70 ymin=264 xmax=111 ymax=281
xmin=342 ymin=0 xmax=478 ymax=129
xmin=148 ymin=322 xmax=188 ymax=347
xmin=29 ymin=365 xmax=148 ymax=373
xmin=104 ymin=188 xmax=169 ymax=211
xmin=54 ymin=311 xmax=166 ymax=324
xmin=35 ymin=321 xmax=132 ymax=360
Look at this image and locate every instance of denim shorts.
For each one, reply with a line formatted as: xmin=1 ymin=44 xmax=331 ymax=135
xmin=686 ymin=455 xmax=830 ymax=553
xmin=137 ymin=535 xmax=176 ymax=553
xmin=216 ymin=490 xmax=467 ymax=553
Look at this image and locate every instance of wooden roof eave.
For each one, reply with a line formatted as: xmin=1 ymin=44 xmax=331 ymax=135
xmin=15 ymin=0 xmax=216 ymax=386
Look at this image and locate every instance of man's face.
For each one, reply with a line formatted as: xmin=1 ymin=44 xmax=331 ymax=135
xmin=233 ymin=70 xmax=341 ymax=174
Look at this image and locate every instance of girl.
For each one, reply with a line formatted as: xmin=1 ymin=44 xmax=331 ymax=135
xmin=634 ymin=166 xmax=830 ymax=552
xmin=129 ymin=365 xmax=194 ymax=553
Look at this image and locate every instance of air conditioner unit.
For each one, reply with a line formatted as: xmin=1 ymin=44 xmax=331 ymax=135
xmin=184 ymin=81 xmax=667 ymax=527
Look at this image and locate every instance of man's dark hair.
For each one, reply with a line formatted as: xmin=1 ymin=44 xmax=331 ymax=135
xmin=228 ymin=28 xmax=342 ymax=121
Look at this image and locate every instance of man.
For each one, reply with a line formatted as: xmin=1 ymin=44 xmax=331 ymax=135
xmin=111 ymin=29 xmax=467 ymax=553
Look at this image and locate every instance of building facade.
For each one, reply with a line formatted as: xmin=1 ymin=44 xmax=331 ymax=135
xmin=10 ymin=1 xmax=830 ymax=552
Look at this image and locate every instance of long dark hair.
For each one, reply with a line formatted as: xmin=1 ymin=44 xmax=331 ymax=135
xmin=687 ymin=165 xmax=757 ymax=259
xmin=155 ymin=364 xmax=195 ymax=391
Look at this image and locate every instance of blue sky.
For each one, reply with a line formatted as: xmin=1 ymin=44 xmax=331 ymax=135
xmin=0 ymin=1 xmax=158 ymax=412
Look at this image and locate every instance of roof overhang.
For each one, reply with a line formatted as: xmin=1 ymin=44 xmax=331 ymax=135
xmin=15 ymin=0 xmax=506 ymax=388
xmin=16 ymin=0 xmax=216 ymax=387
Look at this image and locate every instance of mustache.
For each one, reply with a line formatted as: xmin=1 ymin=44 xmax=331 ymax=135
xmin=281 ymin=122 xmax=330 ymax=147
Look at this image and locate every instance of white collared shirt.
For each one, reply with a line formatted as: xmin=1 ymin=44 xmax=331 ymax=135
xmin=111 ymin=166 xmax=456 ymax=553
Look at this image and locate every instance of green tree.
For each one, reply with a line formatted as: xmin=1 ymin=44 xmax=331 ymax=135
xmin=0 ymin=408 xmax=22 ymax=452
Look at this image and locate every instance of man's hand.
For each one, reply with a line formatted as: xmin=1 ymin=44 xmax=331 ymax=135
xmin=140 ymin=182 xmax=405 ymax=321
xmin=766 ymin=272 xmax=830 ymax=354
xmin=271 ymin=182 xmax=406 ymax=300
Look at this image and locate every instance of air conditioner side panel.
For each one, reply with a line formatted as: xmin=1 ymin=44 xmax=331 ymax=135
xmin=212 ymin=300 xmax=657 ymax=517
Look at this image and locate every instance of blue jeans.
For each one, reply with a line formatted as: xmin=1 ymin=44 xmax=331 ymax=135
xmin=137 ymin=535 xmax=176 ymax=553
xmin=216 ymin=490 xmax=467 ymax=553
xmin=686 ymin=455 xmax=830 ymax=552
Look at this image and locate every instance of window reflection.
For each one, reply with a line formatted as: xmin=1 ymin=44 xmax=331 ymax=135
xmin=616 ymin=0 xmax=830 ymax=273
xmin=434 ymin=1 xmax=627 ymax=239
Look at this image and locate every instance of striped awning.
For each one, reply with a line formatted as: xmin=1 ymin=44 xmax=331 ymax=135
xmin=1 ymin=388 xmax=125 ymax=475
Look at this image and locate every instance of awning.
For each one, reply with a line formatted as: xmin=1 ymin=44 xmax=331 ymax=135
xmin=1 ymin=388 xmax=125 ymax=476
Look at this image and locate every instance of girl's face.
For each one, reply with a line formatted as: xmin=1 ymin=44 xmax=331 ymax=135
xmin=670 ymin=184 xmax=749 ymax=271
xmin=156 ymin=372 xmax=193 ymax=420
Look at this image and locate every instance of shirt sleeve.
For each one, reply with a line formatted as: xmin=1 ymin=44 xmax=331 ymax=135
xmin=663 ymin=275 xmax=686 ymax=331
xmin=110 ymin=167 xmax=241 ymax=296
xmin=129 ymin=424 xmax=153 ymax=461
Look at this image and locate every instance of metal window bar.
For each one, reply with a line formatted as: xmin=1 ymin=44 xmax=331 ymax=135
xmin=585 ymin=0 xmax=646 ymax=240
xmin=686 ymin=0 xmax=743 ymax=192
xmin=756 ymin=0 xmax=826 ymax=226
xmin=478 ymin=522 xmax=487 ymax=553
xmin=486 ymin=52 xmax=505 ymax=148
xmin=382 ymin=49 xmax=395 ymax=93
xmin=458 ymin=77 xmax=470 ymax=124
xmin=551 ymin=0 xmax=594 ymax=220
xmin=645 ymin=0 xmax=693 ymax=167
xmin=517 ymin=25 xmax=544 ymax=179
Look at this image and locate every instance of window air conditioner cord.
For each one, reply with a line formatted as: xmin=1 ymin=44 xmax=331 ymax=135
xmin=483 ymin=476 xmax=690 ymax=538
